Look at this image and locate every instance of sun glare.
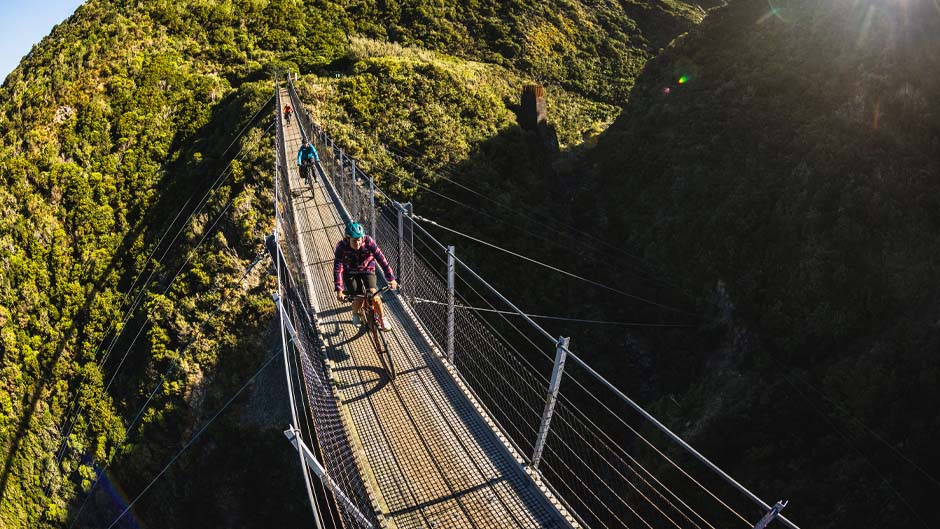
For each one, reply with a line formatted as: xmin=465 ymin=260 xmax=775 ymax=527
xmin=757 ymin=0 xmax=788 ymax=24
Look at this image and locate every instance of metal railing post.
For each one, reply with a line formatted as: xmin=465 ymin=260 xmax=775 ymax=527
xmin=350 ymin=157 xmax=357 ymax=218
xmin=345 ymin=152 xmax=354 ymax=209
xmin=754 ymin=501 xmax=788 ymax=529
xmin=406 ymin=202 xmax=414 ymax=304
xmin=284 ymin=426 xmax=374 ymax=529
xmin=446 ymin=245 xmax=456 ymax=364
xmin=329 ymin=137 xmax=335 ymax=179
xmin=531 ymin=336 xmax=570 ymax=469
xmin=397 ymin=202 xmax=405 ymax=276
xmin=369 ymin=173 xmax=376 ymax=239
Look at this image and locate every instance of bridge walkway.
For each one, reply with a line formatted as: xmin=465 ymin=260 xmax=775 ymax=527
xmin=279 ymin=88 xmax=576 ymax=529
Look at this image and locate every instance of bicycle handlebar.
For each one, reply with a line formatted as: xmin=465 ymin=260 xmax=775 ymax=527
xmin=341 ymin=284 xmax=392 ymax=303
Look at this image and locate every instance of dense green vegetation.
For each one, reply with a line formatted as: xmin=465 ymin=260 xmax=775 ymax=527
xmin=335 ymin=0 xmax=704 ymax=103
xmin=0 ymin=1 xmax=309 ymax=527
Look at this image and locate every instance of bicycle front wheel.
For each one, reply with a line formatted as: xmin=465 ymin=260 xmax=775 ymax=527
xmin=368 ymin=314 xmax=394 ymax=381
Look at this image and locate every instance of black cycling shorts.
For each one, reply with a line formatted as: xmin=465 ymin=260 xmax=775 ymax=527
xmin=343 ymin=272 xmax=377 ymax=296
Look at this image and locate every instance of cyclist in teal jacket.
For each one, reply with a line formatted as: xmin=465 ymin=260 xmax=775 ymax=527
xmin=297 ymin=139 xmax=319 ymax=183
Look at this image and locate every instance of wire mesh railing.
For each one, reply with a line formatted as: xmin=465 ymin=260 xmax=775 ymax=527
xmin=274 ymin=79 xmax=380 ymax=529
xmin=282 ymin=74 xmax=799 ymax=529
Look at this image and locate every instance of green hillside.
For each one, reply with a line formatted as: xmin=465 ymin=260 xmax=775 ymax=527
xmin=589 ymin=0 xmax=940 ymax=527
xmin=0 ymin=0 xmax=704 ymax=527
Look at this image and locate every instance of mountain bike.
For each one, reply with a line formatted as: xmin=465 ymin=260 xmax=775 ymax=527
xmin=299 ymin=159 xmax=315 ymax=184
xmin=343 ymin=284 xmax=396 ymax=381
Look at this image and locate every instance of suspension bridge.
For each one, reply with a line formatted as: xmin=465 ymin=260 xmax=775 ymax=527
xmin=271 ymin=74 xmax=800 ymax=529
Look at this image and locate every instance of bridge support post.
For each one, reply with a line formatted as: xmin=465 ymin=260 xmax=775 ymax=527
xmin=284 ymin=426 xmax=375 ymax=529
xmin=339 ymin=147 xmax=349 ymax=205
xmin=329 ymin=137 xmax=335 ymax=180
xmin=753 ymin=500 xmax=788 ymax=529
xmin=446 ymin=245 xmax=456 ymax=364
xmin=274 ymin=294 xmax=298 ymax=343
xmin=350 ymin=157 xmax=357 ymax=219
xmin=369 ymin=174 xmax=376 ymax=239
xmin=396 ymin=202 xmax=413 ymax=302
xmin=531 ymin=336 xmax=570 ymax=469
xmin=406 ymin=202 xmax=414 ymax=303
xmin=397 ymin=203 xmax=404 ymax=276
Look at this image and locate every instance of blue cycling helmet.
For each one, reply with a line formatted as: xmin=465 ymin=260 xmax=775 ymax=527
xmin=345 ymin=221 xmax=365 ymax=239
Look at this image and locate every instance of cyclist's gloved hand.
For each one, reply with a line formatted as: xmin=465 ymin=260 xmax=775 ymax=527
xmin=389 ymin=280 xmax=398 ymax=290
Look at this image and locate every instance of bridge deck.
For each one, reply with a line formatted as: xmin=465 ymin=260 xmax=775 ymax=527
xmin=279 ymin=89 xmax=575 ymax=529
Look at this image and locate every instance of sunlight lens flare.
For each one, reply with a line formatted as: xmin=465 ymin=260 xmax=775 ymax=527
xmin=758 ymin=0 xmax=789 ymax=23
xmin=86 ymin=461 xmax=145 ymax=529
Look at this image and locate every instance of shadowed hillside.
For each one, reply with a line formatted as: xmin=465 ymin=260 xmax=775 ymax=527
xmin=587 ymin=0 xmax=940 ymax=527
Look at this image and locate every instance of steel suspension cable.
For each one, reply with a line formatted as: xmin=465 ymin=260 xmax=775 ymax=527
xmin=97 ymin=142 xmax=260 ymax=366
xmin=776 ymin=357 xmax=940 ymax=489
xmin=548 ymin=347 xmax=749 ymax=527
xmin=368 ymin=164 xmax=652 ymax=283
xmin=70 ymin=251 xmax=268 ymax=526
xmin=366 ymin=133 xmax=680 ymax=293
xmin=220 ymin=93 xmax=274 ymax=159
xmin=556 ymin=384 xmax=717 ymax=528
xmin=57 ymin=117 xmax=274 ymax=463
xmin=558 ymin=346 xmax=761 ymax=527
xmin=775 ymin=368 xmax=931 ymax=529
xmin=405 ymin=242 xmax=702 ymax=528
xmin=102 ymin=349 xmax=280 ymax=529
xmin=411 ymin=297 xmax=697 ymax=327
xmin=544 ymin=396 xmax=712 ymax=529
xmin=408 ymin=201 xmax=762 ymax=527
xmin=101 ymin=193 xmax=239 ymax=395
xmin=412 ymin=214 xmax=699 ymax=318
xmin=381 ymin=143 xmax=680 ymax=289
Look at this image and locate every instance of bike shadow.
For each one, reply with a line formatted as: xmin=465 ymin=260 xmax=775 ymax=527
xmin=319 ymin=319 xmax=368 ymax=362
xmin=334 ymin=365 xmax=390 ymax=403
xmin=317 ymin=306 xmax=348 ymax=319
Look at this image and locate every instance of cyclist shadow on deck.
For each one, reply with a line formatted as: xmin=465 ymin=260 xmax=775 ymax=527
xmin=334 ymin=365 xmax=392 ymax=404
xmin=318 ymin=318 xmax=369 ymax=361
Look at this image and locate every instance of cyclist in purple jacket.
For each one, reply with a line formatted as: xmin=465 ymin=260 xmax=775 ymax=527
xmin=334 ymin=221 xmax=398 ymax=330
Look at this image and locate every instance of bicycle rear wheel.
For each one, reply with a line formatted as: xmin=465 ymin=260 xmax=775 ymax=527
xmin=368 ymin=311 xmax=394 ymax=381
xmin=383 ymin=335 xmax=395 ymax=381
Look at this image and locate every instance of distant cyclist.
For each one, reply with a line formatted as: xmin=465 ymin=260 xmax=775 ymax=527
xmin=283 ymin=103 xmax=292 ymax=125
xmin=297 ymin=138 xmax=319 ymax=184
xmin=334 ymin=221 xmax=398 ymax=331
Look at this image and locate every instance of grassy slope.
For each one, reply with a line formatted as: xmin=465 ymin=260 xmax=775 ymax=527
xmin=334 ymin=0 xmax=704 ymax=103
xmin=590 ymin=0 xmax=940 ymax=526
